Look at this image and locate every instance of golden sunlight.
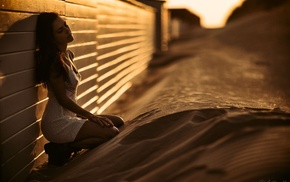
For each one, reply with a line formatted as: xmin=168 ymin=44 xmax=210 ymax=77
xmin=166 ymin=0 xmax=245 ymax=28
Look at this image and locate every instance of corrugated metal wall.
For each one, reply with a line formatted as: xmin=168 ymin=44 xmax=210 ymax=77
xmin=0 ymin=0 xmax=154 ymax=181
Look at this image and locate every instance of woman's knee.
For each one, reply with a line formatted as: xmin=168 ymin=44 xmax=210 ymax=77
xmin=101 ymin=115 xmax=124 ymax=127
xmin=75 ymin=122 xmax=119 ymax=142
xmin=112 ymin=116 xmax=124 ymax=128
xmin=104 ymin=126 xmax=119 ymax=139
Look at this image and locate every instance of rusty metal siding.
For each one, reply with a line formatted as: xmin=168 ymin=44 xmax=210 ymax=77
xmin=96 ymin=0 xmax=155 ymax=113
xmin=0 ymin=0 xmax=155 ymax=181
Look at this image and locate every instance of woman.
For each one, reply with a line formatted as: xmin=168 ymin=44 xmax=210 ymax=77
xmin=35 ymin=12 xmax=124 ymax=165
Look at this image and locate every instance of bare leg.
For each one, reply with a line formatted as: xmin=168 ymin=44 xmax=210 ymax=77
xmin=45 ymin=116 xmax=123 ymax=165
xmin=71 ymin=121 xmax=119 ymax=149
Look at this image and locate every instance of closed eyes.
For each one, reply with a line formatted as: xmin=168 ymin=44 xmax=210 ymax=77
xmin=56 ymin=22 xmax=69 ymax=33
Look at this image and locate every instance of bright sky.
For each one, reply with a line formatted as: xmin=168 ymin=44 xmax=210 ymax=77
xmin=166 ymin=0 xmax=245 ymax=28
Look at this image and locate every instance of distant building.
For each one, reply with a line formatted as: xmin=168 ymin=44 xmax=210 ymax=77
xmin=169 ymin=8 xmax=201 ymax=40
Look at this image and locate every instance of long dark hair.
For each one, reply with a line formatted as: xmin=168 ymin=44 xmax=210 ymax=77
xmin=35 ymin=12 xmax=69 ymax=88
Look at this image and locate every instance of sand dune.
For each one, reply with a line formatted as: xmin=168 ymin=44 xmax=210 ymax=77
xmin=44 ymin=108 xmax=290 ymax=181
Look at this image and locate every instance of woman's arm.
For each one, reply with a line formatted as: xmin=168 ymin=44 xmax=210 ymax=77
xmin=48 ymin=72 xmax=113 ymax=127
xmin=49 ymin=72 xmax=91 ymax=118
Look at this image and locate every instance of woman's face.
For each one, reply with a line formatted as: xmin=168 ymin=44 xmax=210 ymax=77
xmin=52 ymin=17 xmax=74 ymax=46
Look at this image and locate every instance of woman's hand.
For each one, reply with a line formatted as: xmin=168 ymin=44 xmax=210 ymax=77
xmin=88 ymin=114 xmax=114 ymax=128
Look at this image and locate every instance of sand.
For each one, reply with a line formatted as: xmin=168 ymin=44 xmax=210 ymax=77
xmin=28 ymin=3 xmax=290 ymax=182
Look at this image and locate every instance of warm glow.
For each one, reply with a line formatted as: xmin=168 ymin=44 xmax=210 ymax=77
xmin=166 ymin=0 xmax=245 ymax=28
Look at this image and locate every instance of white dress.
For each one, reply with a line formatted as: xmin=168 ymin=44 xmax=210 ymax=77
xmin=41 ymin=51 xmax=86 ymax=143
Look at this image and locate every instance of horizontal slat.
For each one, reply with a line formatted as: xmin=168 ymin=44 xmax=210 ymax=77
xmin=97 ymin=0 xmax=155 ymax=13
xmin=0 ymin=69 xmax=35 ymax=98
xmin=78 ymin=67 xmax=97 ymax=84
xmin=97 ymin=24 xmax=144 ymax=30
xmin=97 ymin=49 xmax=139 ymax=71
xmin=69 ymin=51 xmax=97 ymax=68
xmin=66 ymin=0 xmax=97 ymax=8
xmin=74 ymin=52 xmax=98 ymax=62
xmin=70 ymin=32 xmax=97 ymax=44
xmin=0 ymin=11 xmax=37 ymax=32
xmin=79 ymin=98 xmax=98 ymax=114
xmin=97 ymin=0 xmax=148 ymax=15
xmin=98 ymin=15 xmax=145 ymax=24
xmin=0 ymin=86 xmax=46 ymax=121
xmin=80 ymin=95 xmax=98 ymax=109
xmin=0 ymin=50 xmax=34 ymax=75
xmin=68 ymin=41 xmax=97 ymax=49
xmin=66 ymin=18 xmax=97 ymax=32
xmin=74 ymin=56 xmax=98 ymax=72
xmin=97 ymin=44 xmax=139 ymax=61
xmin=97 ymin=27 xmax=144 ymax=35
xmin=66 ymin=3 xmax=98 ymax=19
xmin=77 ymin=85 xmax=98 ymax=101
xmin=97 ymin=30 xmax=145 ymax=39
xmin=77 ymin=79 xmax=98 ymax=95
xmin=78 ymin=62 xmax=98 ymax=73
xmin=97 ymin=39 xmax=147 ymax=58
xmin=97 ymin=37 xmax=144 ymax=49
xmin=0 ymin=0 xmax=65 ymax=14
xmin=90 ymin=107 xmax=99 ymax=115
xmin=79 ymin=74 xmax=98 ymax=86
xmin=0 ymin=32 xmax=35 ymax=54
